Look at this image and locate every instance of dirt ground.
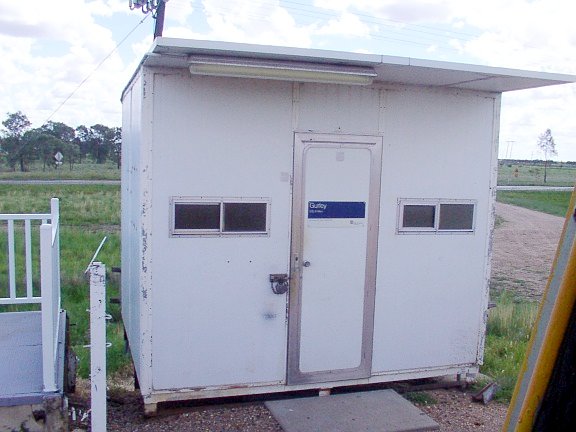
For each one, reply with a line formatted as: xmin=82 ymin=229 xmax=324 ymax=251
xmin=69 ymin=202 xmax=566 ymax=431
xmin=491 ymin=202 xmax=564 ymax=299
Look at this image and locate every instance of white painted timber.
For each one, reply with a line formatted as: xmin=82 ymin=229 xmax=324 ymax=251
xmin=0 ymin=199 xmax=61 ymax=393
xmin=89 ymin=262 xmax=107 ymax=432
xmin=40 ymin=198 xmax=61 ymax=393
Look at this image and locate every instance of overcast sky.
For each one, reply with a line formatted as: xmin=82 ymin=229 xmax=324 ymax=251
xmin=1 ymin=0 xmax=575 ymax=160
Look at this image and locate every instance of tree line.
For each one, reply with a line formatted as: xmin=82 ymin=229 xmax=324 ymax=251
xmin=0 ymin=111 xmax=121 ymax=171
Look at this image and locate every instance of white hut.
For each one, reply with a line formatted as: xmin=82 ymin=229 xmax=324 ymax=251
xmin=120 ymin=38 xmax=575 ymax=413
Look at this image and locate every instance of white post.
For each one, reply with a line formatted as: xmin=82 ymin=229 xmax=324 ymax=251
xmin=24 ymin=219 xmax=33 ymax=299
xmin=51 ymin=198 xmax=61 ymax=311
xmin=51 ymin=199 xmax=61 ymax=357
xmin=40 ymin=223 xmax=56 ymax=392
xmin=89 ymin=262 xmax=107 ymax=432
xmin=8 ymin=219 xmax=16 ymax=299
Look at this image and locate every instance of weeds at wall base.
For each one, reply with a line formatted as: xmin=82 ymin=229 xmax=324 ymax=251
xmin=481 ymin=290 xmax=538 ymax=402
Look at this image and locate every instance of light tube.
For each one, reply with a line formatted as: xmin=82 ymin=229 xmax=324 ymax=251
xmin=188 ymin=57 xmax=376 ymax=85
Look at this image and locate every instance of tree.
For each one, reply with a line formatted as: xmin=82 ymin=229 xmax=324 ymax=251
xmin=537 ymin=129 xmax=557 ymax=184
xmin=111 ymin=127 xmax=122 ymax=168
xmin=74 ymin=125 xmax=93 ymax=162
xmin=27 ymin=129 xmax=74 ymax=171
xmin=41 ymin=121 xmax=78 ymax=169
xmin=1 ymin=112 xmax=121 ymax=170
xmin=41 ymin=121 xmax=75 ymax=142
xmin=1 ymin=111 xmax=33 ymax=171
xmin=89 ymin=124 xmax=115 ymax=164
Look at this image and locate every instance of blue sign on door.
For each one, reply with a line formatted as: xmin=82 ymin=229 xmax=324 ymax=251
xmin=308 ymin=201 xmax=366 ymax=219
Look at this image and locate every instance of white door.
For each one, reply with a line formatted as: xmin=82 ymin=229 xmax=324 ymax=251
xmin=288 ymin=133 xmax=382 ymax=384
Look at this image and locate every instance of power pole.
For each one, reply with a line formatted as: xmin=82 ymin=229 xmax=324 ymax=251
xmin=506 ymin=140 xmax=516 ymax=159
xmin=153 ymin=0 xmax=166 ymax=38
xmin=129 ymin=0 xmax=167 ymax=39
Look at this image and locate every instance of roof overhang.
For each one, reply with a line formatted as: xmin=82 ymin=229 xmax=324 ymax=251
xmin=136 ymin=37 xmax=576 ymax=94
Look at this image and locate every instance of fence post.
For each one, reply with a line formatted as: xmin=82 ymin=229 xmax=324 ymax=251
xmin=40 ymin=223 xmax=56 ymax=392
xmin=51 ymin=198 xmax=61 ymax=311
xmin=89 ymin=262 xmax=107 ymax=432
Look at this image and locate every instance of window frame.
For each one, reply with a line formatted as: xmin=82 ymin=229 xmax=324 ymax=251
xmin=173 ymin=200 xmax=222 ymax=234
xmin=397 ymin=198 xmax=476 ymax=234
xmin=170 ymin=196 xmax=271 ymax=237
xmin=398 ymin=202 xmax=437 ymax=233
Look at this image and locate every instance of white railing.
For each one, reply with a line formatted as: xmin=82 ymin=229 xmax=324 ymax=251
xmin=0 ymin=198 xmax=61 ymax=392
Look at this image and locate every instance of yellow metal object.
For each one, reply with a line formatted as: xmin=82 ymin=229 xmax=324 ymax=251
xmin=503 ymin=188 xmax=576 ymax=431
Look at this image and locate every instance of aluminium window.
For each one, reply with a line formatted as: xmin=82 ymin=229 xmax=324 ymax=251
xmin=398 ymin=199 xmax=476 ymax=233
xmin=170 ymin=197 xmax=270 ymax=236
xmin=174 ymin=202 xmax=221 ymax=231
xmin=402 ymin=204 xmax=436 ymax=230
xmin=438 ymin=203 xmax=475 ymax=230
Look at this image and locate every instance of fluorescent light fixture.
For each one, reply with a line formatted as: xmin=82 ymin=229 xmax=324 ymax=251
xmin=188 ymin=56 xmax=377 ymax=85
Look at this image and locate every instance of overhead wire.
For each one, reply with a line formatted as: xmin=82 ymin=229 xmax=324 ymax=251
xmin=45 ymin=0 xmax=484 ymax=126
xmin=44 ymin=13 xmax=151 ymax=124
xmin=202 ymin=0 xmax=480 ymax=54
xmin=42 ymin=0 xmax=525 ymax=125
xmin=279 ymin=0 xmax=483 ymax=40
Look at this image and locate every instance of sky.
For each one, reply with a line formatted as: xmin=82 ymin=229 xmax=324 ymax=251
xmin=1 ymin=0 xmax=575 ymax=160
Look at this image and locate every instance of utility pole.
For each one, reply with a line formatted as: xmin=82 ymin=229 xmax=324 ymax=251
xmin=506 ymin=140 xmax=516 ymax=159
xmin=129 ymin=0 xmax=168 ymax=38
xmin=153 ymin=0 xmax=166 ymax=38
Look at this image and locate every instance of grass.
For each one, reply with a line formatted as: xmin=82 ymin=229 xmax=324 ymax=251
xmin=0 ymin=160 xmax=120 ymax=180
xmin=482 ymin=290 xmax=539 ymax=402
xmin=497 ymin=190 xmax=572 ymax=217
xmin=0 ymin=184 xmax=126 ymax=377
xmin=488 ymin=190 xmax=572 ymax=402
xmin=494 ymin=215 xmax=505 ymax=228
xmin=489 ymin=187 xmax=573 ymax=402
xmin=404 ymin=391 xmax=437 ymax=405
xmin=498 ymin=163 xmax=576 ymax=187
xmin=0 ymin=184 xmax=120 ymax=226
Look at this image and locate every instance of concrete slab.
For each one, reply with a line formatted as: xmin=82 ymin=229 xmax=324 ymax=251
xmin=0 ymin=311 xmax=66 ymax=407
xmin=265 ymin=389 xmax=439 ymax=432
xmin=0 ymin=312 xmax=43 ymax=397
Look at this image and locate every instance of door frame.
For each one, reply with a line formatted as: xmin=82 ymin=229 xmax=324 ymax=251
xmin=287 ymin=133 xmax=383 ymax=385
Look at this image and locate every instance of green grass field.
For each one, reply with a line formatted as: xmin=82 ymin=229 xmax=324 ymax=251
xmin=498 ymin=163 xmax=576 ymax=187
xmin=0 ymin=184 xmax=125 ymax=377
xmin=497 ymin=190 xmax=572 ymax=217
xmin=0 ymin=161 xmax=120 ymax=180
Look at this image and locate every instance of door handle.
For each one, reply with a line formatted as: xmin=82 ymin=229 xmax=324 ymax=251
xmin=269 ymin=274 xmax=289 ymax=294
xmin=303 ymin=261 xmax=311 ymax=267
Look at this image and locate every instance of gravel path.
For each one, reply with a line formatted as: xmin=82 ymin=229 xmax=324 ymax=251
xmin=69 ymin=202 xmax=566 ymax=431
xmin=491 ymin=202 xmax=564 ymax=299
xmin=419 ymin=388 xmax=508 ymax=432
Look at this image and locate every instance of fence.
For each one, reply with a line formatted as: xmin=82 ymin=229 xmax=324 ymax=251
xmin=0 ymin=198 xmax=61 ymax=392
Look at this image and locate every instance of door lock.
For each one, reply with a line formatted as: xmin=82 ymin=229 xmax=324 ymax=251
xmin=303 ymin=261 xmax=311 ymax=267
xmin=269 ymin=274 xmax=289 ymax=294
